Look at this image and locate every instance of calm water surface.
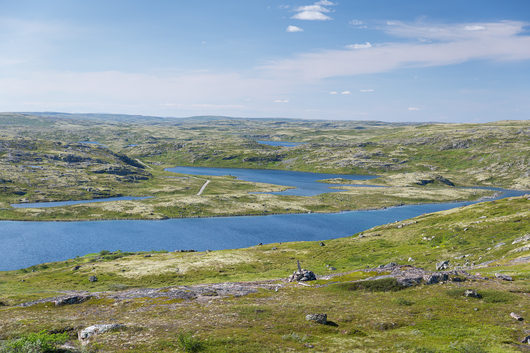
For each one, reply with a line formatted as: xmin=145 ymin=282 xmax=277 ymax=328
xmin=166 ymin=166 xmax=378 ymax=196
xmin=0 ymin=166 xmax=525 ymax=270
xmin=256 ymin=141 xmax=305 ymax=147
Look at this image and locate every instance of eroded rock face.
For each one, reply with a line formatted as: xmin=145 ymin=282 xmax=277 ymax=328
xmin=78 ymin=324 xmax=125 ymax=342
xmin=306 ymin=313 xmax=327 ymax=324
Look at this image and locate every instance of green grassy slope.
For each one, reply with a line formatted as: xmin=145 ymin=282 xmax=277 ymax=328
xmin=0 ymin=196 xmax=528 ymax=352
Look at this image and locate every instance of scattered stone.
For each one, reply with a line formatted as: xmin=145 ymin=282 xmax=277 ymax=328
xmin=78 ymin=324 xmax=125 ymax=342
xmin=271 ymin=247 xmax=278 ymax=250
xmin=304 ymin=343 xmax=315 ymax=348
xmin=329 ymin=266 xmax=337 ymax=271
xmin=463 ymin=289 xmax=482 ymax=298
xmin=319 ymin=242 xmax=325 ymax=247
xmin=72 ymin=265 xmax=81 ymax=271
xmin=54 ymin=295 xmax=92 ymax=306
xmin=88 ymin=275 xmax=98 ymax=283
xmin=306 ymin=313 xmax=327 ymax=324
xmin=495 ymin=273 xmax=513 ymax=281
xmin=408 ymin=257 xmax=414 ymax=262
xmin=510 ymin=312 xmax=524 ymax=321
xmin=143 ymin=254 xmax=152 ymax=257
xmin=436 ymin=260 xmax=450 ymax=271
xmin=521 ymin=335 xmax=530 ymax=344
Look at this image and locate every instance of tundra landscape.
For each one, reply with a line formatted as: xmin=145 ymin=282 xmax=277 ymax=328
xmin=1 ymin=0 xmax=530 ymax=352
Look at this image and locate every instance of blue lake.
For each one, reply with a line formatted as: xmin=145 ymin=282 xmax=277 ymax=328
xmin=0 ymin=165 xmax=526 ymax=271
xmin=257 ymin=140 xmax=305 ymax=147
xmin=11 ymin=196 xmax=151 ymax=209
xmin=166 ymin=166 xmax=379 ymax=196
xmin=0 ymin=189 xmax=525 ymax=271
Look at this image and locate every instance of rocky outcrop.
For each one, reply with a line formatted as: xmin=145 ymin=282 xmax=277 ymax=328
xmin=54 ymin=295 xmax=92 ymax=306
xmin=365 ymin=263 xmax=483 ymax=288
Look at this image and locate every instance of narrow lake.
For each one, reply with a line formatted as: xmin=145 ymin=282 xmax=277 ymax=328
xmin=166 ymin=166 xmax=379 ymax=196
xmin=256 ymin=140 xmax=305 ymax=147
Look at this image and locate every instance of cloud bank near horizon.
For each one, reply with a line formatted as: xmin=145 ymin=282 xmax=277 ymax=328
xmin=0 ymin=19 xmax=529 ymax=120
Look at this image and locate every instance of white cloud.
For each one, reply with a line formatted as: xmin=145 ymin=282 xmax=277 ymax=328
xmin=349 ymin=19 xmax=368 ymax=29
xmin=341 ymin=90 xmax=351 ymax=95
xmin=263 ymin=21 xmax=530 ymax=82
xmin=346 ymin=42 xmax=372 ymax=49
xmin=291 ymin=1 xmax=334 ymax=21
xmin=329 ymin=91 xmax=338 ymax=95
xmin=464 ymin=25 xmax=486 ymax=31
xmin=273 ymin=99 xmax=289 ymax=103
xmin=360 ymin=89 xmax=375 ymax=92
xmin=408 ymin=107 xmax=420 ymax=111
xmin=286 ymin=25 xmax=304 ymax=33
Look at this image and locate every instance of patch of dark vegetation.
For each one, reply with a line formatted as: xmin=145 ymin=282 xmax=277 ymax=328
xmin=333 ymin=278 xmax=407 ymax=292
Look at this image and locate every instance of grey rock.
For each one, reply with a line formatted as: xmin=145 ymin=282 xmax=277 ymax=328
xmin=463 ymin=289 xmax=482 ymax=298
xmin=88 ymin=275 xmax=98 ymax=282
xmin=306 ymin=313 xmax=327 ymax=324
xmin=521 ymin=335 xmax=530 ymax=344
xmin=54 ymin=295 xmax=91 ymax=306
xmin=436 ymin=260 xmax=450 ymax=271
xmin=72 ymin=265 xmax=81 ymax=271
xmin=78 ymin=324 xmax=125 ymax=341
xmin=423 ymin=273 xmax=449 ymax=285
xmin=495 ymin=273 xmax=513 ymax=281
xmin=319 ymin=242 xmax=326 ymax=247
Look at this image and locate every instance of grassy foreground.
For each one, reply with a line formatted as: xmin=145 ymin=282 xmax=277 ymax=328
xmin=0 ymin=196 xmax=528 ymax=352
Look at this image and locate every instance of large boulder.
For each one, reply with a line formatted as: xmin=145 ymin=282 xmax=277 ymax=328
xmin=306 ymin=313 xmax=327 ymax=324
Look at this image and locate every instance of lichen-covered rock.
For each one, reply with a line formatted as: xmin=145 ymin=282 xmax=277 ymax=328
xmin=306 ymin=313 xmax=327 ymax=324
xmin=78 ymin=324 xmax=125 ymax=342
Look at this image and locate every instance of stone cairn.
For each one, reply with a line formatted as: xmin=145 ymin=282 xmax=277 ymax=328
xmin=288 ymin=260 xmax=317 ymax=282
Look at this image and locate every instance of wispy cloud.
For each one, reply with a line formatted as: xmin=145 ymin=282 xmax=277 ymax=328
xmin=346 ymin=42 xmax=372 ymax=49
xmin=264 ymin=21 xmax=530 ymax=81
xmin=360 ymin=89 xmax=375 ymax=93
xmin=408 ymin=107 xmax=420 ymax=111
xmin=349 ymin=19 xmax=368 ymax=29
xmin=273 ymin=99 xmax=289 ymax=103
xmin=286 ymin=25 xmax=304 ymax=33
xmin=341 ymin=90 xmax=350 ymax=95
xmin=291 ymin=1 xmax=335 ymax=21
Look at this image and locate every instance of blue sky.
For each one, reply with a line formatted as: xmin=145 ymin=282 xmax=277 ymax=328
xmin=1 ymin=0 xmax=529 ymax=122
